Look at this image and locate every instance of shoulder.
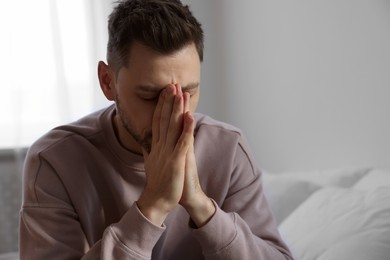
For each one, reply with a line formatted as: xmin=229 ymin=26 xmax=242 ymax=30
xmin=194 ymin=113 xmax=243 ymax=141
xmin=193 ymin=114 xmax=261 ymax=198
xmin=194 ymin=113 xmax=254 ymax=166
xmin=23 ymin=106 xmax=114 ymax=203
xmin=27 ymin=105 xmax=113 ymax=158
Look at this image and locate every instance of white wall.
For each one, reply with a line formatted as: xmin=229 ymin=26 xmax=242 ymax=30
xmin=185 ymin=0 xmax=390 ymax=172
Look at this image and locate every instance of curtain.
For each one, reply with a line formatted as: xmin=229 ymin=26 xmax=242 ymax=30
xmin=0 ymin=0 xmax=113 ymax=255
xmin=0 ymin=0 xmax=112 ymax=149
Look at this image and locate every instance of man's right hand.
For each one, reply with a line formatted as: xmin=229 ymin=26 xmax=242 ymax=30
xmin=137 ymin=84 xmax=194 ymax=226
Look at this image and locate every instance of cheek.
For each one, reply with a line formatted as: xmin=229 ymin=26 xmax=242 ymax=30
xmin=140 ymin=102 xmax=157 ymax=128
xmin=125 ymin=100 xmax=155 ymax=130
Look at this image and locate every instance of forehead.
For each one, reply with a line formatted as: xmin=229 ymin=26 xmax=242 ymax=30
xmin=117 ymin=42 xmax=201 ymax=90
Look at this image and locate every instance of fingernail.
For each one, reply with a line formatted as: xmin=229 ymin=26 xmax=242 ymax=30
xmin=186 ymin=112 xmax=193 ymax=123
xmin=176 ymin=84 xmax=182 ymax=94
xmin=167 ymin=86 xmax=174 ymax=94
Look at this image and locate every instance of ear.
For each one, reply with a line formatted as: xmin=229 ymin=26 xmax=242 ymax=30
xmin=97 ymin=61 xmax=116 ymax=101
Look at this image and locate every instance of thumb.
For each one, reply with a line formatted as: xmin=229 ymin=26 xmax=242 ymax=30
xmin=184 ymin=111 xmax=194 ymax=133
xmin=141 ymin=147 xmax=149 ymax=161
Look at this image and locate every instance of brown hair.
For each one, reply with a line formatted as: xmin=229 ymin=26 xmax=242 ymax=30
xmin=107 ymin=0 xmax=204 ymax=73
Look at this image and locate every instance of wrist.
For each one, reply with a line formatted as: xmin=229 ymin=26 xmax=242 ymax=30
xmin=137 ymin=197 xmax=170 ymax=226
xmin=184 ymin=194 xmax=216 ymax=228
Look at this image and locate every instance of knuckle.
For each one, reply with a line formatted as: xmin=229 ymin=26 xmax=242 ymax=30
xmin=176 ymin=138 xmax=189 ymax=150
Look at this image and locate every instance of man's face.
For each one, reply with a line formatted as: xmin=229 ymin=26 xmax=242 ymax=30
xmin=112 ymin=42 xmax=201 ymax=154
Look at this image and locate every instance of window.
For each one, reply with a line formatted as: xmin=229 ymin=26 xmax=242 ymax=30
xmin=0 ymin=0 xmax=111 ymax=148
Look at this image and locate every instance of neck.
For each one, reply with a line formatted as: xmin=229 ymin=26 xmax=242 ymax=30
xmin=112 ymin=112 xmax=143 ymax=155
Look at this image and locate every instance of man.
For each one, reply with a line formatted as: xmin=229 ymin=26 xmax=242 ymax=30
xmin=19 ymin=0 xmax=293 ymax=259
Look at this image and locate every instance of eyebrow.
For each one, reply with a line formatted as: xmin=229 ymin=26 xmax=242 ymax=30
xmin=137 ymin=82 xmax=200 ymax=93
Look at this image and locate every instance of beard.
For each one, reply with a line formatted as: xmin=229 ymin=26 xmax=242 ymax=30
xmin=115 ymin=97 xmax=152 ymax=154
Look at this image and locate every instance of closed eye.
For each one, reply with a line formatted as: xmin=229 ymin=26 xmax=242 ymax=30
xmin=183 ymin=90 xmax=195 ymax=97
xmin=140 ymin=96 xmax=159 ymax=101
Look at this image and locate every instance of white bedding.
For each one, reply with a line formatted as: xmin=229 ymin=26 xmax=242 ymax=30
xmin=263 ymin=168 xmax=390 ymax=260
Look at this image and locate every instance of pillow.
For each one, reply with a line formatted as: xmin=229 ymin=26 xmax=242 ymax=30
xmin=262 ymin=174 xmax=321 ymax=224
xmin=277 ymin=167 xmax=371 ymax=188
xmin=279 ymin=187 xmax=390 ymax=260
xmin=317 ymin=237 xmax=390 ymax=260
xmin=353 ymin=169 xmax=390 ymax=191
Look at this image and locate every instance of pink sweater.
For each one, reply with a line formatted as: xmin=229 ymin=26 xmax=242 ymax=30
xmin=20 ymin=105 xmax=292 ymax=259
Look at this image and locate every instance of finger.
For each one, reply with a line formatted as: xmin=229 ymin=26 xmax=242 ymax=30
xmin=184 ymin=111 xmax=196 ymax=183
xmin=166 ymin=92 xmax=183 ymax=147
xmin=183 ymin=92 xmax=190 ymax=114
xmin=184 ymin=142 xmax=198 ymax=193
xmin=152 ymin=89 xmax=165 ymax=145
xmin=184 ymin=111 xmax=195 ymax=137
xmin=173 ymin=111 xmax=194 ymax=157
xmin=159 ymin=84 xmax=176 ymax=143
xmin=176 ymin=84 xmax=183 ymax=97
xmin=141 ymin=147 xmax=149 ymax=161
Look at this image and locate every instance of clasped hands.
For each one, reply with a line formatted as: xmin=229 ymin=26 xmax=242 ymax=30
xmin=137 ymin=84 xmax=215 ymax=228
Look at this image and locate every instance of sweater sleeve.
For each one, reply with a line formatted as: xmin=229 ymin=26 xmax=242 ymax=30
xmin=19 ymin=155 xmax=165 ymax=260
xmin=191 ymin=136 xmax=293 ymax=260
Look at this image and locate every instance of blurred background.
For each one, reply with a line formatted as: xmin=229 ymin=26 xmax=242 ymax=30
xmin=185 ymin=0 xmax=390 ymax=173
xmin=0 ymin=0 xmax=389 ymax=255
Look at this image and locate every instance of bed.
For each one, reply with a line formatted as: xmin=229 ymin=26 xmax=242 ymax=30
xmin=263 ymin=167 xmax=390 ymax=260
